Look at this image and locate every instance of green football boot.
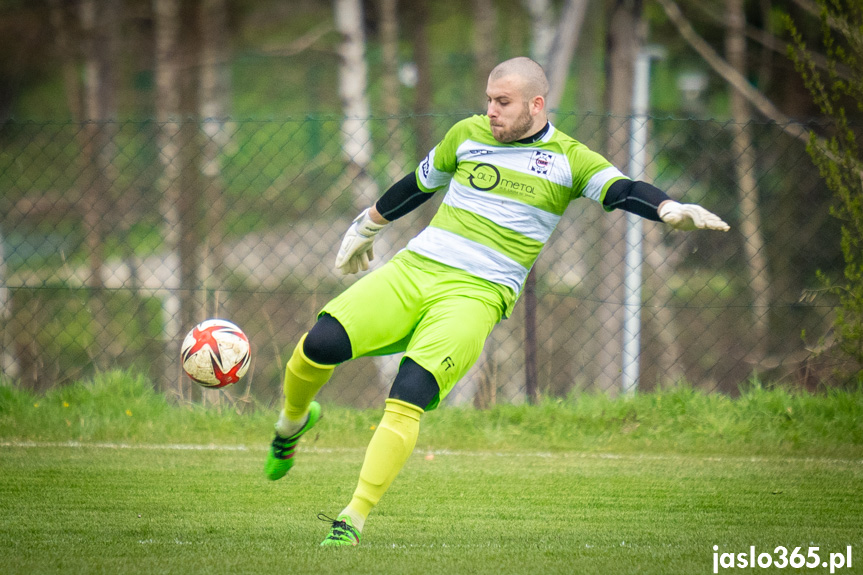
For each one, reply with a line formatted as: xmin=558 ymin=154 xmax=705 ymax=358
xmin=319 ymin=514 xmax=361 ymax=547
xmin=264 ymin=401 xmax=321 ymax=481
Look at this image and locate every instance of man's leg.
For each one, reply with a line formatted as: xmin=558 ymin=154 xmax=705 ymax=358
xmin=265 ymin=315 xmax=351 ymax=481
xmin=321 ymin=292 xmax=502 ymax=545
xmin=320 ymin=359 xmax=436 ymax=546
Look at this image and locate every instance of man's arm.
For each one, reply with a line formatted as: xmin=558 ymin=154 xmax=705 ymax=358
xmin=374 ymin=173 xmax=436 ymax=222
xmin=335 ymin=173 xmax=437 ymax=274
xmin=603 ymin=179 xmax=730 ymax=231
xmin=602 ymin=179 xmax=669 ymax=221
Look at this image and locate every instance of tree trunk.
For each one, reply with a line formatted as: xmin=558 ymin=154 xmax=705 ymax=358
xmin=643 ymin=217 xmax=686 ymax=384
xmin=198 ymin=0 xmax=231 ymax=407
xmin=177 ymin=1 xmax=202 ymax=370
xmin=726 ymin=0 xmax=772 ymax=361
xmin=521 ymin=0 xmax=588 ymax=404
xmin=656 ymin=0 xmax=809 ymax=145
xmin=0 ymin=225 xmax=16 ymax=380
xmin=410 ymin=0 xmax=434 ymax=161
xmin=473 ymin=0 xmax=497 ymax=105
xmin=545 ymin=0 xmax=589 ymax=114
xmin=334 ymin=0 xmax=379 ymax=209
xmin=377 ymin=0 xmax=408 ymax=183
xmin=594 ymin=0 xmax=643 ymax=393
xmin=524 ymin=0 xmax=554 ymax=67
xmin=154 ymin=0 xmax=186 ymax=398
xmin=471 ymin=0 xmax=499 ymax=408
xmin=50 ymin=0 xmax=83 ymax=119
xmin=519 ymin=0 xmax=574 ymax=404
xmin=79 ymin=0 xmax=121 ymax=373
xmin=334 ymin=0 xmax=395 ymax=397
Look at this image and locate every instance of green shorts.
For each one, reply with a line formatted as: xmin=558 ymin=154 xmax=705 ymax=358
xmin=320 ymin=251 xmax=510 ymax=409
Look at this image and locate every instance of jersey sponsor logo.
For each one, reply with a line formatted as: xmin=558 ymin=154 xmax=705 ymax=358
xmin=467 ymin=163 xmax=500 ymax=191
xmin=441 ymin=356 xmax=455 ymax=371
xmin=467 ymin=163 xmax=535 ymax=196
xmin=468 ymin=148 xmax=494 ymax=156
xmin=420 ymin=156 xmax=431 ymax=179
xmin=528 ymin=150 xmax=555 ymax=176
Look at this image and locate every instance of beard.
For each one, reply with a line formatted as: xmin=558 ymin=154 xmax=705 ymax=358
xmin=491 ymin=103 xmax=535 ymax=143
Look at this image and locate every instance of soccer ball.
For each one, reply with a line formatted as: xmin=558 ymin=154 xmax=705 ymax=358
xmin=180 ymin=319 xmax=251 ymax=388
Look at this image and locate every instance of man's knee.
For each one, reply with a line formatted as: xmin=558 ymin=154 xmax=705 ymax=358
xmin=389 ymin=357 xmax=439 ymax=410
xmin=303 ymin=314 xmax=352 ymax=365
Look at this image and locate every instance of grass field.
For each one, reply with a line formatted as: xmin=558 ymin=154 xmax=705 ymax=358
xmin=1 ymin=374 xmax=862 ymax=574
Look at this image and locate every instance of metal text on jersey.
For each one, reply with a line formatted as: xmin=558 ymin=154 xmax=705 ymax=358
xmin=467 ymin=162 xmax=535 ymax=196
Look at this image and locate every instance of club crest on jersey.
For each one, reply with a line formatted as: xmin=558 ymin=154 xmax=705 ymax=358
xmin=528 ymin=150 xmax=554 ymax=175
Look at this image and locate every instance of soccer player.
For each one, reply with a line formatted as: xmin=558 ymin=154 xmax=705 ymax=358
xmin=264 ymin=57 xmax=729 ymax=547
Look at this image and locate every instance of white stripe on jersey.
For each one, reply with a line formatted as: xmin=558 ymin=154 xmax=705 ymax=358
xmin=454 ymin=140 xmax=573 ymax=189
xmin=418 ymin=146 xmax=454 ymax=190
xmin=405 ymin=227 xmax=527 ymax=294
xmin=442 ymin=182 xmax=561 ymax=243
xmin=582 ymin=166 xmax=627 ymax=202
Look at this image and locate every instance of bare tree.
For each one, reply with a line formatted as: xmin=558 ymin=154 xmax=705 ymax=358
xmin=50 ymin=0 xmax=83 ymax=119
xmin=410 ymin=0 xmax=434 ymax=160
xmin=377 ymin=0 xmax=409 ymax=183
xmin=79 ymin=0 xmax=122 ymax=372
xmin=334 ymin=0 xmax=379 ymax=209
xmin=334 ymin=0 xmax=396 ymax=398
xmin=0 ymin=224 xmax=15 ymax=381
xmin=176 ymin=1 xmax=203 ymax=368
xmin=471 ymin=0 xmax=501 ymax=409
xmin=593 ymin=0 xmax=644 ymax=392
xmin=473 ymin=0 xmax=497 ymax=104
xmin=198 ymin=0 xmax=231 ymax=406
xmin=643 ymin=222 xmax=686 ymax=383
xmin=521 ymin=0 xmax=588 ymax=403
xmin=153 ymin=0 xmax=185 ymax=397
xmin=656 ymin=0 xmax=809 ymax=144
xmin=726 ymin=0 xmax=772 ymax=360
xmin=544 ymin=0 xmax=588 ymax=113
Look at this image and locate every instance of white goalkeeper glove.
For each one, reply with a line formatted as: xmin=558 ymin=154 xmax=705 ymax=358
xmin=658 ymin=201 xmax=730 ymax=232
xmin=335 ymin=208 xmax=387 ymax=275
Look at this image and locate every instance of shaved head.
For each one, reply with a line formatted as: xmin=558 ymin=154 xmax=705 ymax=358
xmin=488 ymin=57 xmax=549 ymax=100
xmin=485 ymin=57 xmax=549 ymax=142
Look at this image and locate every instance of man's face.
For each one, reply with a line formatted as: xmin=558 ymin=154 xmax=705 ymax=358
xmin=486 ymin=75 xmax=537 ymax=143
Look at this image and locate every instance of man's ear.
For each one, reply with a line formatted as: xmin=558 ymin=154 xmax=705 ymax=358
xmin=530 ymin=95 xmax=545 ymax=116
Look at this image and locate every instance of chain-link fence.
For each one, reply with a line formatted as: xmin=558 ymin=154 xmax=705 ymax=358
xmin=0 ymin=114 xmax=848 ymax=407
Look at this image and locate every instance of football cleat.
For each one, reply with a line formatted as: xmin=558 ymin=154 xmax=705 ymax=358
xmin=264 ymin=401 xmax=321 ymax=481
xmin=318 ymin=514 xmax=361 ymax=547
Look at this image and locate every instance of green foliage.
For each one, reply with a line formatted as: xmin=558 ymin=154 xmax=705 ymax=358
xmin=2 ymin=372 xmax=862 ymax=459
xmin=0 ymin=370 xmax=273 ymax=444
xmin=786 ymin=1 xmax=863 ymax=370
xmin=8 ymin=288 xmax=166 ymax=386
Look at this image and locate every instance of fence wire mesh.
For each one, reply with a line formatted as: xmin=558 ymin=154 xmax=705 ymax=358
xmin=0 ymin=114 xmax=848 ymax=407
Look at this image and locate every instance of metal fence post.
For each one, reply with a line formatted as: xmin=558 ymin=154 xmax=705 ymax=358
xmin=622 ymin=47 xmax=664 ymax=395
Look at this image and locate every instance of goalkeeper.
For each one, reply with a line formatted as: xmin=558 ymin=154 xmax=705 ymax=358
xmin=264 ymin=56 xmax=729 ymax=547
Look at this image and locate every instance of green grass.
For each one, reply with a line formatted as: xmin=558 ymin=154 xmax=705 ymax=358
xmin=1 ymin=445 xmax=860 ymax=575
xmin=1 ymin=372 xmax=862 ymax=574
xmin=2 ymin=371 xmax=862 ymax=458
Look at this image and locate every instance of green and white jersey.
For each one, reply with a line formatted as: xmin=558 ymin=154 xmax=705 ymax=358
xmin=405 ymin=114 xmax=627 ymax=300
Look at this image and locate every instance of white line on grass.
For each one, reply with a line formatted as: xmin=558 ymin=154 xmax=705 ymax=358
xmin=1 ymin=440 xmax=861 ymax=465
xmin=0 ymin=440 xmax=252 ymax=451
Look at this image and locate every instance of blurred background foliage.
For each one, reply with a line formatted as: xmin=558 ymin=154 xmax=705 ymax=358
xmin=0 ymin=0 xmax=860 ymax=405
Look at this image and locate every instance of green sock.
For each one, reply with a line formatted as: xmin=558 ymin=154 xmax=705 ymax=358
xmin=276 ymin=334 xmax=333 ymax=436
xmin=345 ymin=398 xmax=423 ymax=525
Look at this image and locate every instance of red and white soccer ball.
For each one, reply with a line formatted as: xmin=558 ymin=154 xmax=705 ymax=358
xmin=180 ymin=319 xmax=251 ymax=388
